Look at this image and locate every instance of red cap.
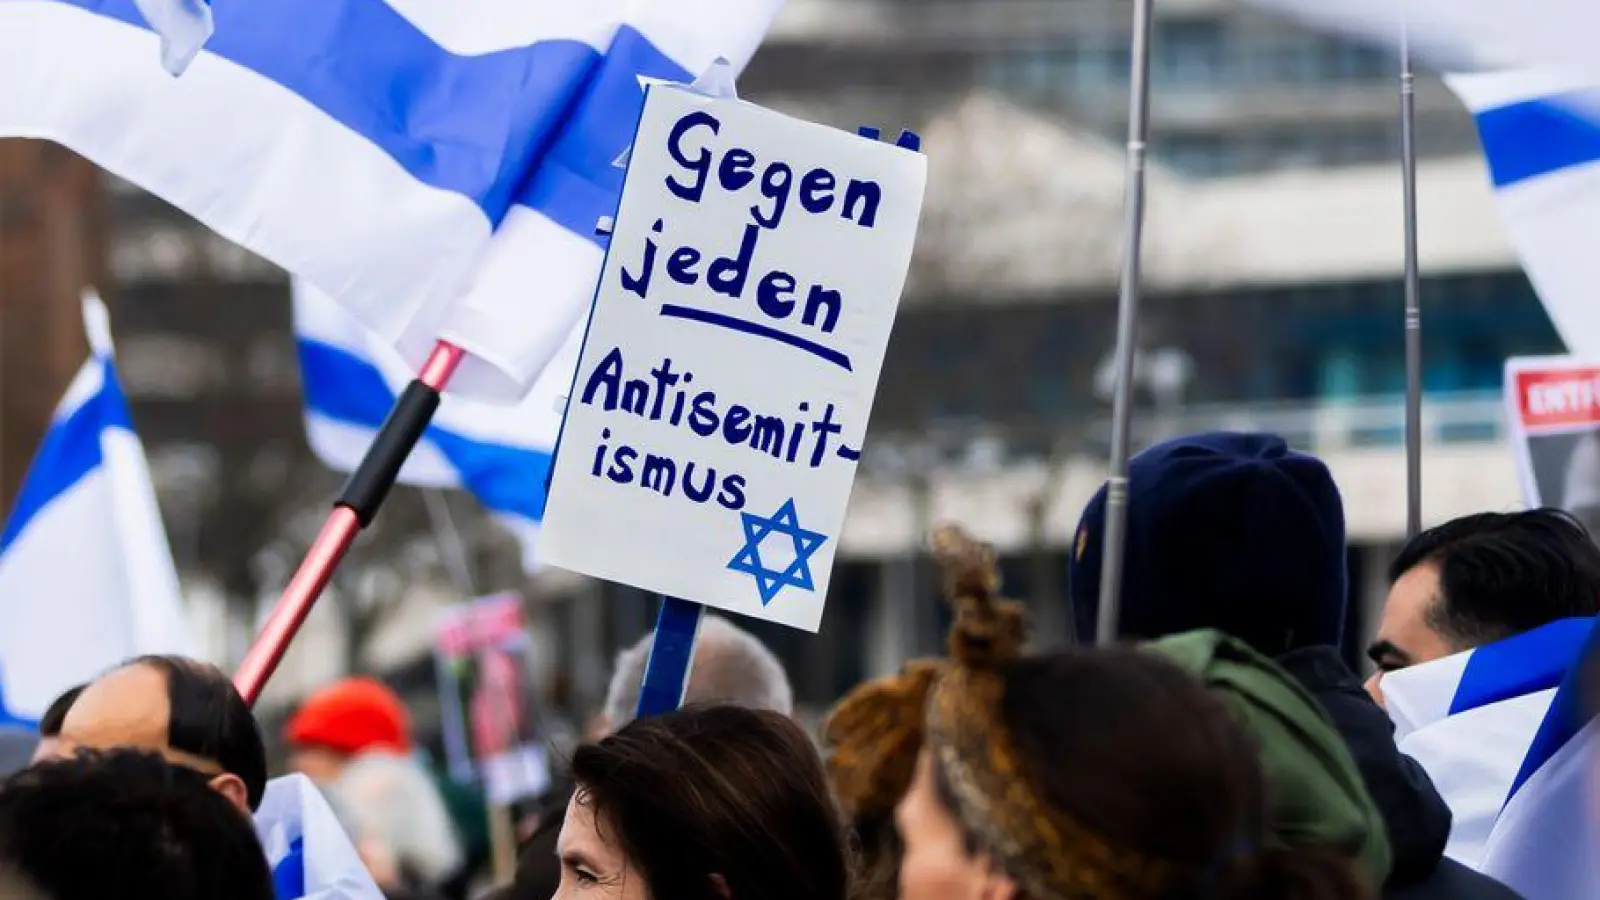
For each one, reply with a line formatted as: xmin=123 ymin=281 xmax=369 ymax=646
xmin=285 ymin=677 xmax=412 ymax=756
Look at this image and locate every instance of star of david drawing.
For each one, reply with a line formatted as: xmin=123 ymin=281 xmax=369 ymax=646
xmin=726 ymin=499 xmax=828 ymax=606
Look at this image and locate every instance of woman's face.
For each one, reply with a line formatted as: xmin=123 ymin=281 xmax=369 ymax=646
xmin=895 ymin=749 xmax=1016 ymax=900
xmin=554 ymin=792 xmax=650 ymax=900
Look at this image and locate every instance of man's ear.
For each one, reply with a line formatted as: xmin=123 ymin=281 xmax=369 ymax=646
xmin=208 ymin=772 xmax=252 ymax=815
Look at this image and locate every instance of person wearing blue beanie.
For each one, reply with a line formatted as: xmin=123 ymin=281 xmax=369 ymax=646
xmin=1068 ymin=431 xmax=1349 ymax=654
xmin=1067 ymin=431 xmax=1523 ymax=900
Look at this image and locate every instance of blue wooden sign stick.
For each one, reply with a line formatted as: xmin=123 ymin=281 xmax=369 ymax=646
xmin=634 ymin=597 xmax=706 ymax=718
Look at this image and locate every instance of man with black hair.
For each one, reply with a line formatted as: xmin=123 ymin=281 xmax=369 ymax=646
xmin=28 ymin=683 xmax=85 ymax=764
xmin=49 ymin=655 xmax=268 ymax=812
xmin=0 ymin=748 xmax=275 ymax=900
xmin=1368 ymin=509 xmax=1600 ymax=679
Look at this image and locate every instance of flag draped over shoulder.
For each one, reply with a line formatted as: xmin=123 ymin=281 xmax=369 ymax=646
xmin=0 ymin=0 xmax=786 ymax=401
xmin=0 ymin=292 xmax=191 ymax=724
xmin=255 ymin=774 xmax=385 ymax=900
xmin=294 ymin=282 xmax=566 ymax=570
xmin=1446 ymin=70 xmax=1600 ymax=358
xmin=1382 ymin=617 xmax=1597 ymax=896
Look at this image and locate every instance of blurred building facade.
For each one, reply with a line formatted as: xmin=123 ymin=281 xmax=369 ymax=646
xmin=0 ymin=0 xmax=1565 ymax=719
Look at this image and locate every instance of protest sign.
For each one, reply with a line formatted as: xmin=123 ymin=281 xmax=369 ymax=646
xmin=1504 ymin=357 xmax=1600 ymax=536
xmin=540 ymin=85 xmax=927 ymax=632
xmin=433 ymin=594 xmax=549 ymax=805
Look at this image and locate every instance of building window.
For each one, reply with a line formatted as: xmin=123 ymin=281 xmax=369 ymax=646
xmin=1153 ymin=18 xmax=1229 ymax=87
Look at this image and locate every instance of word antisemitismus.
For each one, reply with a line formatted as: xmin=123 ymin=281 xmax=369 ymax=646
xmin=581 ymin=347 xmax=855 ymax=511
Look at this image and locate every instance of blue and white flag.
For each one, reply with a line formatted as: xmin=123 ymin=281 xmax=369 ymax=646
xmin=0 ymin=0 xmax=786 ymax=401
xmin=255 ymin=774 xmax=385 ymax=900
xmin=1448 ymin=71 xmax=1600 ymax=358
xmin=295 ymin=282 xmax=564 ymax=570
xmin=0 ymin=292 xmax=191 ymax=724
xmin=1382 ymin=617 xmax=1596 ymax=888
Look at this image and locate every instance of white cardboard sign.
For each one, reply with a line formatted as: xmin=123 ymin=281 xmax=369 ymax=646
xmin=539 ymin=86 xmax=927 ymax=631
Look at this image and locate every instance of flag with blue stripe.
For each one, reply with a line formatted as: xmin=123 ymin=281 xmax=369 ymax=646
xmin=1382 ymin=616 xmax=1596 ymax=888
xmin=255 ymin=774 xmax=384 ymax=900
xmin=1448 ymin=70 xmax=1600 ymax=359
xmin=1475 ymin=620 xmax=1600 ymax=899
xmin=294 ymin=281 xmax=564 ymax=571
xmin=0 ymin=292 xmax=191 ymax=726
xmin=0 ymin=0 xmax=786 ymax=401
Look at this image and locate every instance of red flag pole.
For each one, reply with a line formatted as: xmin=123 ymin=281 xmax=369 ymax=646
xmin=233 ymin=339 xmax=466 ymax=706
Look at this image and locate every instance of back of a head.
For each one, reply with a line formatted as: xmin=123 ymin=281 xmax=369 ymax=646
xmin=328 ymin=751 xmax=464 ymax=886
xmin=0 ymin=749 xmax=274 ymax=900
xmin=994 ymin=647 xmax=1370 ymax=900
xmin=601 ymin=615 xmax=793 ymax=729
xmin=570 ymin=704 xmax=848 ymax=900
xmin=1389 ymin=508 xmax=1600 ymax=648
xmin=1070 ymin=431 xmax=1348 ymax=655
xmin=132 ymin=655 xmax=269 ymax=811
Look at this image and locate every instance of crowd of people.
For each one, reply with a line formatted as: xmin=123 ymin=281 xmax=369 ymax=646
xmin=0 ymin=430 xmax=1595 ymax=900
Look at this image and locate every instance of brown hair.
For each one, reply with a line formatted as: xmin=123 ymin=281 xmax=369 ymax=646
xmin=927 ymin=524 xmax=1369 ymax=900
xmin=570 ymin=704 xmax=850 ymax=900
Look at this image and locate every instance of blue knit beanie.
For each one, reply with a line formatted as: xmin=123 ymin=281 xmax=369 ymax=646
xmin=1068 ymin=432 xmax=1349 ymax=655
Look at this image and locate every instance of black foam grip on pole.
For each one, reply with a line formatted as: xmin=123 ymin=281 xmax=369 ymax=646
xmin=338 ymin=380 xmax=441 ymax=526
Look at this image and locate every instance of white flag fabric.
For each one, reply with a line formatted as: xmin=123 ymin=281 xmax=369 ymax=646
xmin=294 ymin=280 xmax=567 ymax=571
xmin=0 ymin=0 xmax=786 ymax=401
xmin=255 ymin=774 xmax=385 ymax=900
xmin=131 ymin=0 xmax=212 ymax=75
xmin=1446 ymin=70 xmax=1600 ymax=357
xmin=1381 ymin=617 xmax=1595 ymax=886
xmin=1475 ymin=624 xmax=1600 ymax=900
xmin=0 ymin=292 xmax=191 ymax=725
xmin=1245 ymin=0 xmax=1600 ymax=87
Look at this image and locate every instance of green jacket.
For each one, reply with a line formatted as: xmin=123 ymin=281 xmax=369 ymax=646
xmin=1148 ymin=629 xmax=1393 ymax=886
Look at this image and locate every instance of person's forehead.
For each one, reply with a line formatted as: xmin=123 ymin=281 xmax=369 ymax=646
xmin=61 ymin=664 xmax=171 ymax=749
xmin=1386 ymin=561 xmax=1442 ymax=617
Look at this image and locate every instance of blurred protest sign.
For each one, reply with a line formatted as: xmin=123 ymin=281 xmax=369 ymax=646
xmin=1504 ymin=357 xmax=1600 ymax=534
xmin=433 ymin=594 xmax=549 ymax=806
xmin=541 ymin=85 xmax=927 ymax=632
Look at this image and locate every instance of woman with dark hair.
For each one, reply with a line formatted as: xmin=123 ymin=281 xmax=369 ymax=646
xmin=553 ymin=704 xmax=849 ymax=900
xmin=827 ymin=524 xmax=1373 ymax=900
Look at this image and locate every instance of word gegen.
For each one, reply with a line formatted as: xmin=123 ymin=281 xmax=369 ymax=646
xmin=618 ymin=109 xmax=885 ymax=368
xmin=580 ymin=347 xmax=851 ymax=511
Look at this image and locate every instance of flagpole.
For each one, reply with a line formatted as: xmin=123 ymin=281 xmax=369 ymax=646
xmin=1400 ymin=16 xmax=1423 ymax=538
xmin=233 ymin=340 xmax=464 ymax=706
xmin=1095 ymin=0 xmax=1155 ymax=646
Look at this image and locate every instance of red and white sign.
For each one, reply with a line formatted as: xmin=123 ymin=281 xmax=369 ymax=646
xmin=1504 ymin=357 xmax=1600 ymax=518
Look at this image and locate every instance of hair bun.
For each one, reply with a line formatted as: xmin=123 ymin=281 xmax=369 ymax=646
xmin=931 ymin=524 xmax=1028 ymax=669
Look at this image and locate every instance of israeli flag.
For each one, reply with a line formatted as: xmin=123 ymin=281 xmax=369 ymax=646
xmin=255 ymin=774 xmax=385 ymax=900
xmin=0 ymin=0 xmax=786 ymax=401
xmin=0 ymin=292 xmax=191 ymax=725
xmin=1447 ymin=71 xmax=1600 ymax=359
xmin=1382 ymin=616 xmax=1597 ymax=893
xmin=295 ymin=282 xmax=565 ymax=570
